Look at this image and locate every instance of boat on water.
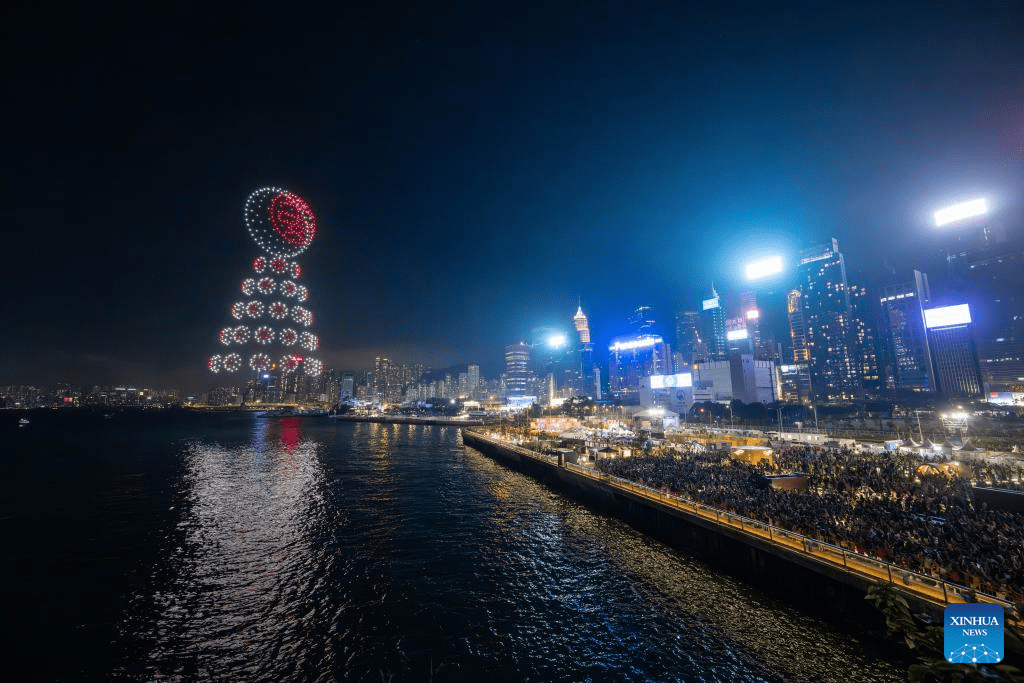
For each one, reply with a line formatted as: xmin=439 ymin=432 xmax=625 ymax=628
xmin=256 ymin=408 xmax=295 ymax=418
xmin=18 ymin=418 xmax=30 ymax=426
xmin=295 ymin=407 xmax=328 ymax=417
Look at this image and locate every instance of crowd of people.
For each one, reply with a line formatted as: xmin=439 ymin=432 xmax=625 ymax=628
xmin=596 ymin=444 xmax=1024 ymax=601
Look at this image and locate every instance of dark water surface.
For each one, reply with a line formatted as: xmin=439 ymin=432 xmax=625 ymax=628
xmin=1 ymin=412 xmax=907 ymax=681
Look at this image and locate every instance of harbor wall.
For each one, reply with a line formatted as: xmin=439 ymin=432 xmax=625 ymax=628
xmin=462 ymin=429 xmax=1021 ymax=650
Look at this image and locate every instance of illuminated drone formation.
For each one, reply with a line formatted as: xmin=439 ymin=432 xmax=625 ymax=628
xmin=208 ymin=188 xmax=323 ymax=379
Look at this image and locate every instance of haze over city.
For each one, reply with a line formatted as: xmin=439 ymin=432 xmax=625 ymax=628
xmin=3 ymin=1 xmax=1022 ymax=390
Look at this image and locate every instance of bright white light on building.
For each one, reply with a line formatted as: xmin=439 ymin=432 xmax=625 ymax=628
xmin=727 ymin=328 xmax=749 ymax=341
xmin=703 ymin=297 xmax=720 ymax=310
xmin=924 ymin=304 xmax=972 ymax=329
xmin=610 ymin=335 xmax=663 ymax=352
xmin=649 ymin=373 xmax=693 ymax=389
xmin=547 ymin=333 xmax=567 ymax=349
xmin=745 ymin=255 xmax=783 ymax=281
xmin=934 ymin=198 xmax=988 ymax=227
xmin=745 ymin=309 xmax=760 ymax=320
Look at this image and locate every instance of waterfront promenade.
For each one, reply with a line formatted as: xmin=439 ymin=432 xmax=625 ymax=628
xmin=463 ymin=429 xmax=1022 ymax=630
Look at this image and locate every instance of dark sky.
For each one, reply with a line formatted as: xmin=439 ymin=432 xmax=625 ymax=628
xmin=3 ymin=0 xmax=1022 ymax=389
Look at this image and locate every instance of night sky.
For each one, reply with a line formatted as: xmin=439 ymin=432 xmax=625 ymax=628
xmin=3 ymin=1 xmax=1021 ymax=389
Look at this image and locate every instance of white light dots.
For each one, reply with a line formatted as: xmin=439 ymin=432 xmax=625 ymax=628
xmin=292 ymin=306 xmax=312 ymax=327
xmin=255 ymin=326 xmax=275 ymax=345
xmin=223 ymin=353 xmax=242 ymax=372
xmin=244 ymin=188 xmax=317 ymax=258
xmin=257 ymin=277 xmax=276 ymax=295
xmin=300 ymin=331 xmax=319 ymax=351
xmin=268 ymin=301 xmax=289 ymax=320
xmin=208 ymin=189 xmax=322 ymax=379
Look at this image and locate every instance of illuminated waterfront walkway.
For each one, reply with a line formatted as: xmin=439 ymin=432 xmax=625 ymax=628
xmin=464 ymin=430 xmax=1020 ymax=623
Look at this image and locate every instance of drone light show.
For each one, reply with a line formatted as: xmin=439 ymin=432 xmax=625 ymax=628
xmin=207 ymin=189 xmax=324 ymax=385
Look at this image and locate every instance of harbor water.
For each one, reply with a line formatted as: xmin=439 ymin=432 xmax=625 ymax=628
xmin=1 ymin=412 xmax=908 ymax=681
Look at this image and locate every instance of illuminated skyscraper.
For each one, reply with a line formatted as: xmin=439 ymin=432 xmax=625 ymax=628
xmin=608 ymin=334 xmax=672 ymax=403
xmin=701 ymin=287 xmax=727 ymax=361
xmin=467 ymin=364 xmax=480 ymax=399
xmin=924 ymin=304 xmax=983 ymax=398
xmin=879 ymin=271 xmax=934 ymax=394
xmin=573 ymin=305 xmax=595 ymax=395
xmin=674 ymin=310 xmax=705 ymax=362
xmin=504 ymin=342 xmax=532 ymax=398
xmin=797 ymin=238 xmax=859 ymax=400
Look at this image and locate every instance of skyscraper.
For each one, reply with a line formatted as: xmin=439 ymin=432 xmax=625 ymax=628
xmin=879 ymin=270 xmax=934 ymax=394
xmin=573 ymin=306 xmax=595 ymax=395
xmin=674 ymin=309 xmax=705 ymax=362
xmin=504 ymin=342 xmax=532 ymax=398
xmin=924 ymin=304 xmax=984 ymax=398
xmin=608 ymin=334 xmax=672 ymax=403
xmin=701 ymin=287 xmax=727 ymax=361
xmin=797 ymin=238 xmax=859 ymax=400
xmin=467 ymin=364 xmax=481 ymax=399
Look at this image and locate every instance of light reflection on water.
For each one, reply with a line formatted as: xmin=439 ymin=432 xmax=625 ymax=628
xmin=120 ymin=417 xmax=335 ymax=680
xmin=113 ymin=421 xmax=906 ymax=682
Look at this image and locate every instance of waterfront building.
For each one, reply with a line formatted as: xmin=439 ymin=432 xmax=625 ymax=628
xmin=467 ymin=364 xmax=481 ymax=399
xmin=692 ymin=356 xmax=778 ymax=405
xmin=608 ymin=333 xmax=672 ymax=403
xmin=849 ymin=283 xmax=881 ymax=394
xmin=504 ymin=342 xmax=533 ymax=398
xmin=639 ymin=372 xmax=694 ymax=415
xmin=924 ymin=304 xmax=984 ymax=398
xmin=956 ymin=240 xmax=1024 ymax=393
xmin=573 ymin=306 xmax=595 ymax=394
xmin=778 ymin=363 xmax=812 ymax=403
xmin=674 ymin=309 xmax=706 ymax=362
xmin=797 ymin=238 xmax=859 ymax=400
xmin=879 ymin=270 xmax=934 ymax=394
xmin=701 ymin=287 xmax=728 ymax=361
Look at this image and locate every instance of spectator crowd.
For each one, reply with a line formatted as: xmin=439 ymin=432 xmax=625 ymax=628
xmin=597 ymin=444 xmax=1024 ymax=601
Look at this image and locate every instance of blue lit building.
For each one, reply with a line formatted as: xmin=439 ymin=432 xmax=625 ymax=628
xmin=608 ymin=334 xmax=672 ymax=403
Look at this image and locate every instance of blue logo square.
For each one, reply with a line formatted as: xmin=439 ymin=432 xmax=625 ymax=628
xmin=944 ymin=603 xmax=1004 ymax=664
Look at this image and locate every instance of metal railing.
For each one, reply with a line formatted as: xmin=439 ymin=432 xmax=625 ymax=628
xmin=464 ymin=430 xmax=1019 ymax=619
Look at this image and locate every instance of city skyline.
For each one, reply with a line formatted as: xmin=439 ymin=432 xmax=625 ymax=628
xmin=3 ymin=2 xmax=1022 ymax=390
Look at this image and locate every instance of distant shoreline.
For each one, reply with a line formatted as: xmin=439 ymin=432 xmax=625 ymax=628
xmin=330 ymin=414 xmax=488 ymax=427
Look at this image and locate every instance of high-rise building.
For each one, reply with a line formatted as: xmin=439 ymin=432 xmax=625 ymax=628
xmin=467 ymin=364 xmax=481 ymax=399
xmin=957 ymin=241 xmax=1024 ymax=393
xmin=849 ymin=283 xmax=881 ymax=394
xmin=674 ymin=309 xmax=705 ymax=362
xmin=924 ymin=304 xmax=984 ymax=398
xmin=701 ymin=287 xmax=727 ymax=361
xmin=797 ymin=238 xmax=859 ymax=400
xmin=573 ymin=306 xmax=595 ymax=394
xmin=608 ymin=334 xmax=672 ymax=403
xmin=504 ymin=342 xmax=533 ymax=398
xmin=879 ymin=270 xmax=935 ymax=394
